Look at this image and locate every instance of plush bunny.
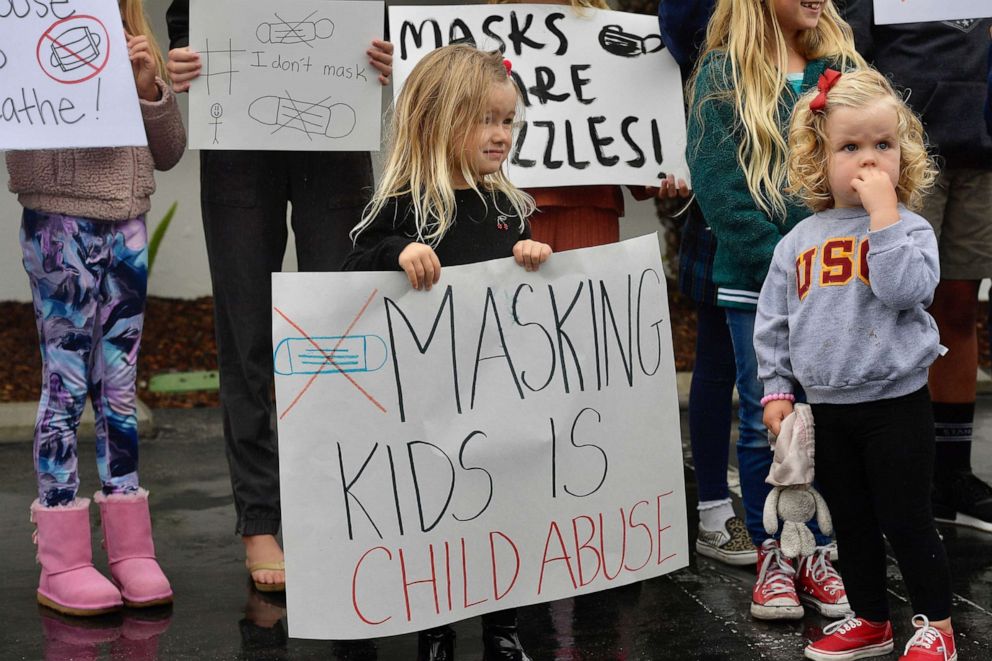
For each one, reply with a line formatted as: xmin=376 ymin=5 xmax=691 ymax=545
xmin=763 ymin=484 xmax=832 ymax=559
xmin=762 ymin=403 xmax=833 ymax=559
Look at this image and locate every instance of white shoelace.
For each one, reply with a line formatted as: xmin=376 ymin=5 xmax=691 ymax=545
xmin=803 ymin=546 xmax=845 ymax=596
xmin=903 ymin=615 xmax=949 ymax=660
xmin=758 ymin=541 xmax=796 ymax=597
xmin=822 ymin=615 xmax=863 ymax=637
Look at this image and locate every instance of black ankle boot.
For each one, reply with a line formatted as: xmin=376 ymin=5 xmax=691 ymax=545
xmin=417 ymin=626 xmax=455 ymax=661
xmin=482 ymin=625 xmax=532 ymax=661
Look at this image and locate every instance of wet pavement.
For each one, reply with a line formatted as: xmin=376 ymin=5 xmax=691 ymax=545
xmin=1 ymin=401 xmax=991 ymax=660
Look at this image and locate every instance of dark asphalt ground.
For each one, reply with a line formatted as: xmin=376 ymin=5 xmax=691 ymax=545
xmin=1 ymin=402 xmax=990 ymax=660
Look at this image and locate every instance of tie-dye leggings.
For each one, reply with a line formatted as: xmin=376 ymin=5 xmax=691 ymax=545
xmin=20 ymin=209 xmax=148 ymax=506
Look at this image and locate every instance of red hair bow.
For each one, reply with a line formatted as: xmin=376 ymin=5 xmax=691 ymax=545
xmin=503 ymin=59 xmax=512 ymax=76
xmin=809 ymin=68 xmax=842 ymax=113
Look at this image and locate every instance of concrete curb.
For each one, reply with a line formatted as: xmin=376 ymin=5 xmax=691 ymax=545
xmin=0 ymin=369 xmax=988 ymax=443
xmin=0 ymin=399 xmax=155 ymax=444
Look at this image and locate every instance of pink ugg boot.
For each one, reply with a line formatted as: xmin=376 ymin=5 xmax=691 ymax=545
xmin=94 ymin=489 xmax=173 ymax=607
xmin=31 ymin=499 xmax=123 ymax=616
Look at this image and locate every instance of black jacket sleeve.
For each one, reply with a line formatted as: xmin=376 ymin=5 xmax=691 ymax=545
xmin=166 ymin=0 xmax=189 ymax=50
xmin=341 ymin=200 xmax=416 ymax=272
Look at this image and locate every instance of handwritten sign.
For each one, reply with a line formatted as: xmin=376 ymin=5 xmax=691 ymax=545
xmin=0 ymin=0 xmax=146 ymax=149
xmin=873 ymin=0 xmax=991 ymax=24
xmin=389 ymin=4 xmax=688 ymax=188
xmin=273 ymin=235 xmax=688 ymax=639
xmin=189 ymin=0 xmax=383 ymax=151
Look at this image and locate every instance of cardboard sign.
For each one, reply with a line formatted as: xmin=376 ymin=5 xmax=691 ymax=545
xmin=389 ymin=4 xmax=688 ymax=188
xmin=873 ymin=0 xmax=991 ymax=24
xmin=273 ymin=235 xmax=688 ymax=639
xmin=0 ymin=0 xmax=146 ymax=149
xmin=189 ymin=0 xmax=383 ymax=151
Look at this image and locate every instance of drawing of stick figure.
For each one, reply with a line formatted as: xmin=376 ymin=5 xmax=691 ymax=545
xmin=209 ymin=103 xmax=224 ymax=144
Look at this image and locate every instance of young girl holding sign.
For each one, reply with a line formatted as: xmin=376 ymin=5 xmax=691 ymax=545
xmin=755 ymin=67 xmax=954 ymax=661
xmin=686 ymin=0 xmax=864 ymax=621
xmin=344 ymin=43 xmax=550 ymax=661
xmin=492 ymin=0 xmax=690 ymax=252
xmin=5 ymin=0 xmax=185 ymax=615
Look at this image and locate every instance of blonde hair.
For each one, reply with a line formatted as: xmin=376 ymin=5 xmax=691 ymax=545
xmin=353 ymin=45 xmax=534 ymax=247
xmin=119 ymin=0 xmax=169 ymax=82
xmin=493 ymin=0 xmax=610 ymax=8
xmin=688 ymin=0 xmax=865 ymax=220
xmin=787 ymin=68 xmax=936 ymax=212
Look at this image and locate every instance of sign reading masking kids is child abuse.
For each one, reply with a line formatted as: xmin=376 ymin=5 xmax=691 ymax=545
xmin=188 ymin=0 xmax=383 ymax=151
xmin=0 ymin=0 xmax=147 ymax=149
xmin=390 ymin=4 xmax=689 ymax=188
xmin=272 ymin=235 xmax=688 ymax=639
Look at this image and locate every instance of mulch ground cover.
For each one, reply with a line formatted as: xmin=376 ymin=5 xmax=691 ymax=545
xmin=2 ymin=291 xmax=988 ymax=408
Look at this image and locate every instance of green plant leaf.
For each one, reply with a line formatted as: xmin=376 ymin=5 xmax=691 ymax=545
xmin=147 ymin=201 xmax=177 ymax=279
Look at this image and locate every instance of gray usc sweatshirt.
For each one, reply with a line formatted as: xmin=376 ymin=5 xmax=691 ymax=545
xmin=754 ymin=206 xmax=943 ymax=405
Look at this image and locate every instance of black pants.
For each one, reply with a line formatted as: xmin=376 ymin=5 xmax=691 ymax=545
xmin=200 ymin=149 xmax=373 ymax=535
xmin=811 ymin=386 xmax=951 ymax=622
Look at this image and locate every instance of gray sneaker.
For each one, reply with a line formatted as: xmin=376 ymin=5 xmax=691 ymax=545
xmin=696 ymin=516 xmax=758 ymax=565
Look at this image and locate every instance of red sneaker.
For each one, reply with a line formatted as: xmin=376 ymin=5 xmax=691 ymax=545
xmin=751 ymin=539 xmax=803 ymax=620
xmin=804 ymin=616 xmax=894 ymax=661
xmin=899 ymin=615 xmax=957 ymax=661
xmin=796 ymin=544 xmax=850 ymax=617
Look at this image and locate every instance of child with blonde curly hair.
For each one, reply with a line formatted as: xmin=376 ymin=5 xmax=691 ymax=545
xmin=754 ymin=67 xmax=955 ymax=661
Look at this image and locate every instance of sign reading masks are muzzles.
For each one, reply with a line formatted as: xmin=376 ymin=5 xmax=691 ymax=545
xmin=389 ymin=4 xmax=689 ymax=188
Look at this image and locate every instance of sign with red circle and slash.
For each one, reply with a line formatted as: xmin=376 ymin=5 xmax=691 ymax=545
xmin=36 ymin=14 xmax=111 ymax=84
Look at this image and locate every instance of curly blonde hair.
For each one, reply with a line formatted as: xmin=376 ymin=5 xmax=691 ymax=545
xmin=688 ymin=0 xmax=865 ymax=221
xmin=787 ymin=68 xmax=937 ymax=212
xmin=353 ymin=45 xmax=534 ymax=247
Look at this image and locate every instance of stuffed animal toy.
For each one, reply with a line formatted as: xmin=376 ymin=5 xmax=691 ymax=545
xmin=762 ymin=403 xmax=833 ymax=559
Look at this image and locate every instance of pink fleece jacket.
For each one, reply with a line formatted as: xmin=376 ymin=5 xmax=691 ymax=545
xmin=6 ymin=78 xmax=186 ymax=222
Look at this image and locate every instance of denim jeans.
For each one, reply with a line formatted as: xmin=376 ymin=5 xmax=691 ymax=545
xmin=725 ymin=308 xmax=831 ymax=546
xmin=689 ymin=302 xmax=736 ymax=503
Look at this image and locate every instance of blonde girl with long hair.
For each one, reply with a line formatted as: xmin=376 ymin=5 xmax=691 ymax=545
xmin=685 ymin=0 xmax=864 ymax=623
xmin=6 ymin=0 xmax=184 ymax=617
xmin=489 ymin=0 xmax=690 ymax=252
xmin=344 ymin=44 xmax=548 ymax=661
xmin=755 ymin=68 xmax=954 ymax=661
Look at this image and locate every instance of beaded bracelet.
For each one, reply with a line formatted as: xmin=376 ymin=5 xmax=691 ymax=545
xmin=760 ymin=392 xmax=795 ymax=406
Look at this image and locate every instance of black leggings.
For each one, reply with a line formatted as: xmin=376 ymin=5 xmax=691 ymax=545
xmin=811 ymin=386 xmax=951 ymax=622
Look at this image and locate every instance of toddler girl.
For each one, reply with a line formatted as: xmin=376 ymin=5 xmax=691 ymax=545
xmin=755 ymin=67 xmax=954 ymax=661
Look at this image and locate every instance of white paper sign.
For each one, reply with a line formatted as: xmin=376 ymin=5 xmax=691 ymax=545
xmin=273 ymin=235 xmax=688 ymax=639
xmin=873 ymin=0 xmax=991 ymax=24
xmin=189 ymin=0 xmax=383 ymax=151
xmin=389 ymin=5 xmax=688 ymax=188
xmin=0 ymin=0 xmax=146 ymax=149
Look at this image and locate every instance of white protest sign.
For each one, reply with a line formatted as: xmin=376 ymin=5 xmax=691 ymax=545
xmin=273 ymin=235 xmax=688 ymax=639
xmin=873 ymin=0 xmax=991 ymax=24
xmin=189 ymin=0 xmax=383 ymax=151
xmin=0 ymin=0 xmax=146 ymax=149
xmin=389 ymin=5 xmax=688 ymax=188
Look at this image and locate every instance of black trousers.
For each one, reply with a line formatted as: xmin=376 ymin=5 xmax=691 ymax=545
xmin=811 ymin=386 xmax=952 ymax=622
xmin=199 ymin=149 xmax=373 ymax=535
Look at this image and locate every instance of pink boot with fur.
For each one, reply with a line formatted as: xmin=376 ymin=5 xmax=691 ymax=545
xmin=31 ymin=498 xmax=123 ymax=616
xmin=95 ymin=489 xmax=173 ymax=607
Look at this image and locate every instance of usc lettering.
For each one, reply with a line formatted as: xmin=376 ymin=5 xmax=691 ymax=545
xmin=795 ymin=236 xmax=870 ymax=301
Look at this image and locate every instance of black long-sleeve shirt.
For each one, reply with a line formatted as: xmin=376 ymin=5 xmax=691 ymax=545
xmin=342 ymin=189 xmax=531 ymax=272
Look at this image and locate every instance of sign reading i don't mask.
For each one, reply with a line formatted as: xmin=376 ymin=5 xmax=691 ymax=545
xmin=0 ymin=0 xmax=147 ymax=149
xmin=389 ymin=4 xmax=689 ymax=188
